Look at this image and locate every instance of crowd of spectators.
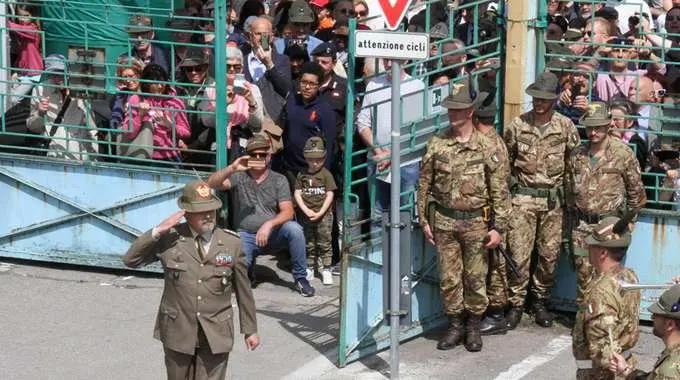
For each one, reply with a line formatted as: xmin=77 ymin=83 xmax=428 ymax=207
xmin=545 ymin=0 xmax=680 ymax=209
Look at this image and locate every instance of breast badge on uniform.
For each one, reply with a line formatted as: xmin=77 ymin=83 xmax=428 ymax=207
xmin=216 ymin=254 xmax=233 ymax=267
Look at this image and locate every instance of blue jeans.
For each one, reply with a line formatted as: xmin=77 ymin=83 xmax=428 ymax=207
xmin=239 ymin=221 xmax=308 ymax=281
xmin=369 ymin=162 xmax=420 ymax=235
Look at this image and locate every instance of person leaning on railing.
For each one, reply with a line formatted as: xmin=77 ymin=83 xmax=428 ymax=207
xmin=119 ymin=64 xmax=190 ymax=168
xmin=26 ymin=54 xmax=99 ymax=160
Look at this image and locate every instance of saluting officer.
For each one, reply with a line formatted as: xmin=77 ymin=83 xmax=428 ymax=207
xmin=417 ymin=82 xmax=510 ymax=352
xmin=123 ymin=181 xmax=259 ymax=380
xmin=504 ymin=71 xmax=581 ymax=329
xmin=610 ymin=285 xmax=680 ymax=379
xmin=572 ymin=216 xmax=640 ymax=380
xmin=566 ymin=102 xmax=646 ymax=305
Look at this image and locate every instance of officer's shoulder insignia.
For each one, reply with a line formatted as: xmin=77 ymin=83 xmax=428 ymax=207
xmin=451 ymin=83 xmax=464 ymax=95
xmin=222 ymin=228 xmax=240 ymax=238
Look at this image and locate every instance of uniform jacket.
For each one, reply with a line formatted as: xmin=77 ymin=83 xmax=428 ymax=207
xmin=572 ymin=265 xmax=640 ymax=377
xmin=26 ymin=86 xmax=98 ymax=160
xmin=123 ymin=224 xmax=257 ymax=355
xmin=630 ymin=342 xmax=680 ymax=380
xmin=417 ymin=128 xmax=511 ymax=231
xmin=567 ymin=137 xmax=647 ymax=216
xmin=504 ymin=111 xmax=580 ymax=189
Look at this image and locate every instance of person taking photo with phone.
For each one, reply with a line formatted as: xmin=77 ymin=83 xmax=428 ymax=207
xmin=208 ymin=135 xmax=315 ymax=297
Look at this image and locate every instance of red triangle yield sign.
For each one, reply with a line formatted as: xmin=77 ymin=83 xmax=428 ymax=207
xmin=377 ymin=0 xmax=412 ymax=31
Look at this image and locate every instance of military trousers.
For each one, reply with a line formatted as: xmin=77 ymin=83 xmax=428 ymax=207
xmin=572 ymin=220 xmax=597 ymax=305
xmin=302 ymin=211 xmax=334 ymax=270
xmin=486 ymin=245 xmax=508 ymax=308
xmin=433 ymin=224 xmax=489 ymax=316
xmin=164 ymin=326 xmax=229 ymax=380
xmin=507 ymin=196 xmax=563 ymax=307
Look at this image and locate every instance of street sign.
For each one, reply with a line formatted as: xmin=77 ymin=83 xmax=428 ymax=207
xmin=354 ymin=30 xmax=429 ymax=60
xmin=376 ymin=0 xmax=412 ymax=31
xmin=428 ymin=84 xmax=450 ymax=115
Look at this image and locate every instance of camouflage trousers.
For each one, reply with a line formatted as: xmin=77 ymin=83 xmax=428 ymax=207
xmin=573 ymin=220 xmax=597 ymax=305
xmin=487 ymin=245 xmax=508 ymax=308
xmin=303 ymin=212 xmax=334 ymax=270
xmin=507 ymin=197 xmax=563 ymax=307
xmin=433 ymin=223 xmax=489 ymax=316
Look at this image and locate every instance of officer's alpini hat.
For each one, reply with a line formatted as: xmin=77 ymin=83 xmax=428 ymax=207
xmin=579 ymin=101 xmax=612 ymax=128
xmin=303 ymin=136 xmax=326 ymax=159
xmin=648 ymin=285 xmax=680 ymax=320
xmin=585 ymin=216 xmax=632 ymax=248
xmin=442 ymin=81 xmax=488 ymax=110
xmin=246 ymin=135 xmax=271 ymax=153
xmin=289 ymin=0 xmax=315 ymax=23
xmin=525 ymin=72 xmax=559 ymax=100
xmin=177 ymin=181 xmax=222 ymax=213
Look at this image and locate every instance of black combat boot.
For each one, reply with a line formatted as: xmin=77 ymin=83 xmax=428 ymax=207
xmin=437 ymin=314 xmax=464 ymax=350
xmin=505 ymin=306 xmax=523 ymax=330
xmin=464 ymin=314 xmax=483 ymax=352
xmin=534 ymin=299 xmax=554 ymax=328
xmin=480 ymin=307 xmax=509 ymax=336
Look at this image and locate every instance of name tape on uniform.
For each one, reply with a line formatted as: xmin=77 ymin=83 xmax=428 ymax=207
xmin=354 ymin=30 xmax=429 ymax=60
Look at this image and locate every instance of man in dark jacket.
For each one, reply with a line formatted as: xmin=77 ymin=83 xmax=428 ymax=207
xmin=125 ymin=15 xmax=171 ymax=73
xmin=242 ymin=17 xmax=292 ymax=122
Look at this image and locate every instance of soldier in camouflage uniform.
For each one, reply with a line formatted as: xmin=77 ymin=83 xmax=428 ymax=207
xmin=610 ymin=285 xmax=680 ymax=380
xmin=572 ymin=216 xmax=640 ymax=380
xmin=504 ymin=72 xmax=581 ymax=329
xmin=566 ymin=102 xmax=646 ymax=305
xmin=417 ymin=82 xmax=511 ymax=352
xmin=474 ymin=93 xmax=512 ymax=335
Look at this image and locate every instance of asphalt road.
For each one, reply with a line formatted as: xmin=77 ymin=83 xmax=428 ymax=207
xmin=0 ymin=258 xmax=664 ymax=380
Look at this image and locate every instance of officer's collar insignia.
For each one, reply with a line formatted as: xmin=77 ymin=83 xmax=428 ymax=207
xmin=196 ymin=184 xmax=211 ymax=199
xmin=451 ymin=83 xmax=464 ymax=96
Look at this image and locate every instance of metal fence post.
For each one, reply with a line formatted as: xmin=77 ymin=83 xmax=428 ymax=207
xmin=389 ymin=60 xmax=402 ymax=380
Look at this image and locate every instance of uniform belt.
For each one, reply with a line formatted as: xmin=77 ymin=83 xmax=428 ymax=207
xmin=575 ymin=350 xmax=632 ymax=369
xmin=435 ymin=204 xmax=487 ymax=220
xmin=514 ymin=186 xmax=557 ymax=198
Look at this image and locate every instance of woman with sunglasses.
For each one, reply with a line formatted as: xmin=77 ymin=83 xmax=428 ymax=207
xmin=353 ymin=0 xmax=369 ymax=22
xmin=120 ymin=64 xmax=191 ymax=168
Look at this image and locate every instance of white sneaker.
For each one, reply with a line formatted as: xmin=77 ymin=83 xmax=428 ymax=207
xmin=321 ymin=269 xmax=333 ymax=285
xmin=306 ymin=268 xmax=314 ymax=282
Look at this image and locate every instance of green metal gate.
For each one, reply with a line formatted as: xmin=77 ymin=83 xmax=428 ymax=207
xmin=338 ymin=0 xmax=506 ymax=366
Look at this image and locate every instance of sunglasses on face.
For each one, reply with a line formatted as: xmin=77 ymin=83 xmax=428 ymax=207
xmin=250 ymin=153 xmax=267 ymax=159
xmin=356 ymin=10 xmax=368 ymax=17
xmin=339 ymin=8 xmax=356 ymax=16
xmin=227 ymin=63 xmax=242 ymax=71
xmin=668 ymin=16 xmax=680 ymax=22
xmin=184 ymin=65 xmax=208 ymax=73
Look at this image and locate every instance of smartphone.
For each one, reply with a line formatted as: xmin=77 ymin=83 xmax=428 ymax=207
xmin=247 ymin=158 xmax=266 ymax=170
xmin=233 ymin=74 xmax=246 ymax=95
xmin=571 ymin=83 xmax=582 ymax=103
xmin=655 ymin=149 xmax=680 ymax=162
xmin=260 ymin=34 xmax=270 ymax=51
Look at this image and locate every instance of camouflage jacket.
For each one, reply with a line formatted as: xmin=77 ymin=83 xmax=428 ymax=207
xmin=567 ymin=137 xmax=646 ymax=216
xmin=628 ymin=343 xmax=680 ymax=380
xmin=504 ymin=111 xmax=580 ymax=189
xmin=417 ymin=128 xmax=511 ymax=231
xmin=573 ymin=265 xmax=641 ymax=372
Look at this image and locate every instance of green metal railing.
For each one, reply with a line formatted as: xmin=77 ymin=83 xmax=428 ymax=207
xmin=542 ymin=0 xmax=680 ymax=212
xmin=0 ymin=0 xmax=229 ymax=172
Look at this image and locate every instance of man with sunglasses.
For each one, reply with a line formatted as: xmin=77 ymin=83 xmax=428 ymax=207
xmin=125 ymin=14 xmax=170 ymax=74
xmin=208 ymin=136 xmax=315 ymax=297
xmin=571 ymin=214 xmax=640 ymax=379
xmin=609 ymin=285 xmax=680 ymax=379
xmin=565 ymin=102 xmax=646 ymax=306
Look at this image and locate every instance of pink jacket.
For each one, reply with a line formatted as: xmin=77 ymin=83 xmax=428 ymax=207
xmin=8 ymin=21 xmax=43 ymax=76
xmin=122 ymin=88 xmax=191 ymax=159
xmin=204 ymin=87 xmax=250 ymax=147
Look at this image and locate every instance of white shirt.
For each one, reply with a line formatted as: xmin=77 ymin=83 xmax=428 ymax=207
xmin=247 ymin=52 xmax=267 ymax=83
xmin=356 ymin=73 xmax=425 ymax=147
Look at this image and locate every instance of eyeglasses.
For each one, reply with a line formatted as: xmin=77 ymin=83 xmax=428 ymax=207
xmin=227 ymin=63 xmax=242 ymax=72
xmin=300 ymin=80 xmax=319 ymax=88
xmin=668 ymin=16 xmax=680 ymax=22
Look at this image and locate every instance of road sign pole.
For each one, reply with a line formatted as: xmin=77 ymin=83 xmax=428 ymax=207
xmin=389 ymin=60 xmax=401 ymax=380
